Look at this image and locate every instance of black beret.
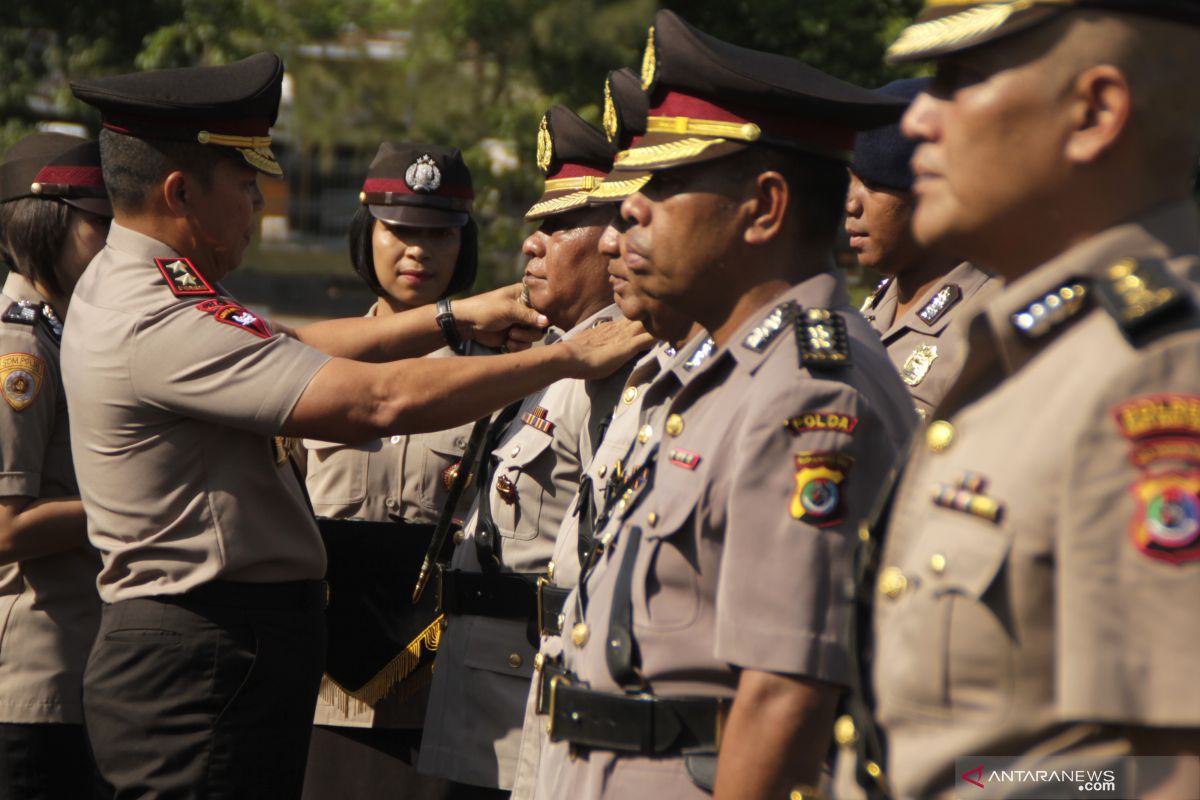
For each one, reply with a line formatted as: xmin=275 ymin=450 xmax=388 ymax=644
xmin=70 ymin=53 xmax=285 ymax=177
xmin=0 ymin=133 xmax=111 ymax=217
xmin=611 ymin=10 xmax=907 ymax=175
xmin=525 ymin=105 xmax=616 ymax=221
xmin=359 ymin=142 xmax=474 ymax=228
xmin=591 ymin=69 xmax=653 ymax=205
xmin=851 ymin=78 xmax=929 ymax=192
xmin=888 ymin=0 xmax=1200 ymax=63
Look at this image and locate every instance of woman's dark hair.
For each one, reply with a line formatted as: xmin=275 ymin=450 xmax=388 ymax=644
xmin=347 ymin=206 xmax=478 ymax=300
xmin=0 ymin=197 xmax=72 ymax=297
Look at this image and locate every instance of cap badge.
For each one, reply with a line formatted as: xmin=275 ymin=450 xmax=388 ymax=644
xmin=0 ymin=353 xmax=46 ymax=412
xmin=640 ymin=25 xmax=657 ymax=90
xmin=536 ymin=115 xmax=553 ymax=173
xmin=405 ymin=154 xmax=442 ymax=193
xmin=603 ymin=78 xmax=618 ymax=143
xmin=900 ymin=343 xmax=939 ymax=387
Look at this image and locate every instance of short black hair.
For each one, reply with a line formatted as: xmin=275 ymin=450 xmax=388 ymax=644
xmin=98 ymin=128 xmax=220 ymax=212
xmin=347 ymin=206 xmax=478 ymax=299
xmin=734 ymin=147 xmax=851 ymax=246
xmin=0 ymin=197 xmax=72 ymax=297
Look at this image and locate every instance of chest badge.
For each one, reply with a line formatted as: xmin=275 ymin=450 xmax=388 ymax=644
xmin=918 ymin=284 xmax=962 ymax=327
xmin=0 ymin=353 xmax=46 ymax=412
xmin=931 ymin=471 xmax=1003 ymax=523
xmin=155 ymin=257 xmax=215 ymax=296
xmin=790 ymin=452 xmax=853 ymax=527
xmin=523 ymin=406 xmax=555 ymax=435
xmin=900 ymin=343 xmax=939 ymax=387
xmin=496 ymin=474 xmax=518 ymax=505
xmin=668 ymin=448 xmax=701 ymax=470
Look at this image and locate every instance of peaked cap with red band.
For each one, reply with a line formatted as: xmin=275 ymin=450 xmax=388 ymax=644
xmin=613 ymin=10 xmax=907 ymax=174
xmin=887 ymin=0 xmax=1200 ymax=64
xmin=70 ymin=53 xmax=285 ymax=178
xmin=0 ymin=133 xmax=112 ymax=217
xmin=525 ymin=105 xmax=616 ymax=221
xmin=590 ymin=68 xmax=653 ymax=205
xmin=360 ymin=142 xmax=474 ymax=228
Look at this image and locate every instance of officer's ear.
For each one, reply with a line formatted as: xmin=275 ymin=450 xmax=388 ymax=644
xmin=743 ymin=170 xmax=788 ymax=247
xmin=1064 ymin=64 xmax=1131 ymax=165
xmin=161 ymin=170 xmax=193 ymax=219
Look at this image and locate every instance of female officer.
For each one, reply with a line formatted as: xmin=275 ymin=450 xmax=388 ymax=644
xmin=302 ymin=142 xmax=480 ymax=799
xmin=0 ymin=133 xmax=112 ymax=799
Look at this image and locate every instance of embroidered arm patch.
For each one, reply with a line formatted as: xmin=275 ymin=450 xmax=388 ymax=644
xmin=195 ymin=299 xmax=272 ymax=339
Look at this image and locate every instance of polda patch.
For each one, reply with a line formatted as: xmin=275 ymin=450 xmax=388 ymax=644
xmin=790 ymin=452 xmax=853 ymax=527
xmin=1129 ymin=471 xmax=1200 ymax=564
xmin=1113 ymin=394 xmax=1200 ymax=440
xmin=784 ymin=411 xmax=858 ymax=436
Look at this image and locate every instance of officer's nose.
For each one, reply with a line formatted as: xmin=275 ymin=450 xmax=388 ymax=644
xmin=620 ymin=192 xmax=650 ymax=229
xmin=901 ymin=91 xmax=938 ymax=145
xmin=845 ymin=172 xmax=865 ymax=218
xmin=522 ymin=231 xmax=546 ymax=259
xmin=597 ymin=224 xmax=620 ymax=259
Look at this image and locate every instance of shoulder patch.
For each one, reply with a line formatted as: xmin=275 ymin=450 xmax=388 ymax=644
xmin=1095 ymin=257 xmax=1189 ymax=343
xmin=795 ymin=308 xmax=851 ymax=368
xmin=784 ymin=411 xmax=858 ymax=435
xmin=195 ymin=299 xmax=272 ymax=339
xmin=743 ymin=301 xmax=796 ymax=353
xmin=1130 ymin=472 xmax=1200 ymax=564
xmin=0 ymin=352 xmax=46 ymax=411
xmin=1010 ymin=281 xmax=1090 ymax=338
xmin=1113 ymin=394 xmax=1200 ymax=440
xmin=2 ymin=301 xmax=39 ymax=327
xmin=917 ymin=284 xmax=962 ymax=327
xmin=155 ymin=257 xmax=216 ymax=297
xmin=790 ymin=452 xmax=852 ymax=527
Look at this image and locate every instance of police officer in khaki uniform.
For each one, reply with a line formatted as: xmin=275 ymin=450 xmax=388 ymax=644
xmin=0 ymin=134 xmax=111 ymax=800
xmin=418 ymin=107 xmax=641 ymax=794
xmin=533 ymin=12 xmax=917 ymax=800
xmin=509 ymin=68 xmax=711 ymax=798
xmin=302 ymin=142 xmax=483 ymax=800
xmin=846 ymin=3 xmax=1200 ymax=797
xmin=848 ymin=78 xmax=998 ymax=418
xmin=62 ymin=55 xmax=651 ymax=798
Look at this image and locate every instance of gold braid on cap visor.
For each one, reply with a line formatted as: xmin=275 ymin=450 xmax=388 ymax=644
xmin=887 ymin=0 xmax=1073 ymax=59
xmin=614 ymin=116 xmax=762 ymax=168
xmin=590 ymin=174 xmax=653 ymax=201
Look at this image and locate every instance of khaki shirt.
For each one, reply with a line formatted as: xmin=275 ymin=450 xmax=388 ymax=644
xmin=62 ymin=223 xmax=332 ymax=603
xmin=419 ymin=303 xmax=634 ymax=789
xmin=861 ymin=262 xmax=999 ymax=418
xmin=510 ymin=336 xmax=713 ymax=798
xmin=306 ymin=304 xmax=475 ymax=729
xmin=0 ymin=272 xmax=100 ymax=724
xmin=535 ymin=272 xmax=918 ymax=799
xmin=869 ymin=201 xmax=1200 ymax=798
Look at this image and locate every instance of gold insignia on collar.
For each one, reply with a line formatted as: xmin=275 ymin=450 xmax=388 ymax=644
xmin=536 ymin=115 xmax=553 ymax=174
xmin=900 ymin=343 xmax=939 ymax=387
xmin=640 ymin=25 xmax=657 ymax=90
xmin=603 ymin=78 xmax=618 ymax=142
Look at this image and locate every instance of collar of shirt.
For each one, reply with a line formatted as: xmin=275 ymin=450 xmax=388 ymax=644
xmin=2 ymin=270 xmax=45 ymax=305
xmin=105 ymin=221 xmax=183 ymax=262
xmin=554 ymin=302 xmax=624 ymax=345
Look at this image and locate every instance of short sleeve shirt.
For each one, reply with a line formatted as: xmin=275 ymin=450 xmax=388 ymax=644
xmin=61 ymin=223 xmax=332 ymax=603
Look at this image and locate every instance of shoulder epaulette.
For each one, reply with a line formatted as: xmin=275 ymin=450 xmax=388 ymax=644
xmin=1094 ymin=257 xmax=1191 ymax=344
xmin=742 ymin=300 xmax=796 ymax=353
xmin=860 ymin=278 xmax=890 ymax=313
xmin=1010 ymin=280 xmax=1090 ymax=339
xmin=795 ymin=308 xmax=852 ymax=369
xmin=154 ymin=256 xmax=216 ymax=297
xmin=917 ymin=283 xmax=962 ymax=326
xmin=2 ymin=301 xmax=39 ymax=327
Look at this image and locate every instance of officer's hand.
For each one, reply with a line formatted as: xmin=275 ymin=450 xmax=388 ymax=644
xmin=561 ymin=318 xmax=655 ymax=378
xmin=456 ymin=284 xmax=549 ymax=348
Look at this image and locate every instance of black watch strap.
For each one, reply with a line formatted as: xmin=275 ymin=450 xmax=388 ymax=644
xmin=436 ymin=297 xmax=466 ymax=355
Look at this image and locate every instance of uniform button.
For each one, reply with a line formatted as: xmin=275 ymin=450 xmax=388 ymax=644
xmin=930 ymin=553 xmax=947 ymax=574
xmin=534 ymin=653 xmax=545 ymax=672
xmin=452 ymin=530 xmax=465 ymax=545
xmin=390 ymin=435 xmax=402 ymax=444
xmin=455 ymin=437 xmax=466 ymax=449
xmin=833 ymin=714 xmax=858 ymax=747
xmin=647 ymin=511 xmax=658 ymax=527
xmin=510 ymin=444 xmax=522 ymax=458
xmin=571 ymin=622 xmax=590 ymax=647
xmin=385 ymin=497 xmax=398 ymax=510
xmin=665 ymin=414 xmax=684 ymax=437
xmin=507 ymin=653 xmax=524 ymax=669
xmin=878 ymin=566 xmax=908 ymax=599
xmin=637 ymin=424 xmax=653 ymax=444
xmin=598 ymin=465 xmax=607 ymax=479
xmin=926 ymin=420 xmax=955 ymax=453
xmin=622 ymin=386 xmax=639 ymax=405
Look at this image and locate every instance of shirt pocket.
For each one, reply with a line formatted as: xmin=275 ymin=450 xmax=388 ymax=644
xmin=303 ymin=440 xmax=370 ymax=507
xmin=416 ymin=427 xmax=470 ymax=517
xmin=629 ymin=473 xmax=704 ymax=634
xmin=491 ymin=428 xmax=553 ymax=542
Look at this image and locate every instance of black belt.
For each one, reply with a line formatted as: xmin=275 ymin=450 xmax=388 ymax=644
xmin=534 ymin=655 xmax=568 ymax=714
xmin=164 ymin=579 xmax=329 ymax=612
xmin=436 ymin=568 xmax=540 ymax=620
xmin=545 ymin=671 xmax=729 ymax=755
xmin=536 ymin=580 xmax=571 ymax=637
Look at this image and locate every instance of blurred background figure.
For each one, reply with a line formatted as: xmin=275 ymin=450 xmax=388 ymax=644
xmin=0 ymin=133 xmax=112 ymax=800
xmin=847 ymin=77 xmax=997 ymax=418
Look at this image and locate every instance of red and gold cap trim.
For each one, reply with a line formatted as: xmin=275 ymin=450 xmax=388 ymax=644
xmin=29 ymin=165 xmax=106 ymax=198
xmin=526 ymin=164 xmax=610 ymax=219
xmin=887 ymin=0 xmax=1073 ymax=62
xmin=102 ymin=113 xmax=282 ymax=177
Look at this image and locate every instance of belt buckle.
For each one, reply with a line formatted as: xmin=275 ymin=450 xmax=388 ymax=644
xmin=545 ymin=672 xmax=573 ymax=740
xmin=535 ymin=575 xmax=550 ymax=636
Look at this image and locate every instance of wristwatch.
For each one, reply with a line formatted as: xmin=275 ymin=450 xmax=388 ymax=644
xmin=436 ymin=297 xmax=466 ymax=355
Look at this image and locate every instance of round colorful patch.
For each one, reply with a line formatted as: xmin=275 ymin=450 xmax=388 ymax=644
xmin=800 ymin=477 xmax=840 ymax=519
xmin=1145 ymin=487 xmax=1200 ymax=547
xmin=1131 ymin=471 xmax=1200 ymax=564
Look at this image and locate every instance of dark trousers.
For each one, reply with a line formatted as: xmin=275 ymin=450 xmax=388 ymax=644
xmin=83 ymin=581 xmax=327 ymax=799
xmin=302 ymin=726 xmax=455 ymax=800
xmin=0 ymin=722 xmax=112 ymax=800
